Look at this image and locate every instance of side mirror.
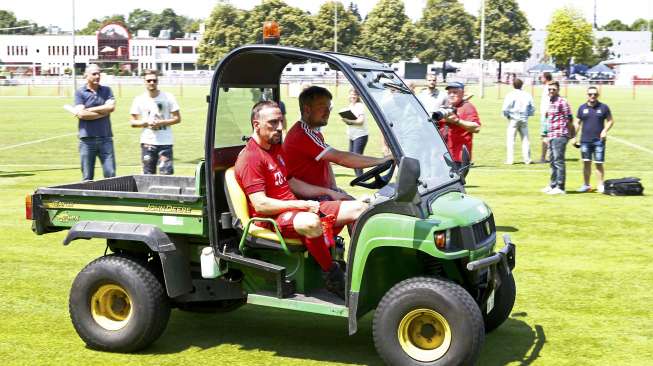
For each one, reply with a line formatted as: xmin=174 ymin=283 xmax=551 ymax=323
xmin=395 ymin=157 xmax=420 ymax=203
xmin=460 ymin=146 xmax=471 ymax=180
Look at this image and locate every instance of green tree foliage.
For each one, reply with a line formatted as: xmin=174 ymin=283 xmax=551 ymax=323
xmin=313 ymin=1 xmax=361 ymax=53
xmin=244 ymin=0 xmax=316 ymax=48
xmin=0 ymin=10 xmax=46 ymax=34
xmin=356 ymin=0 xmax=415 ymax=63
xmin=78 ymin=15 xmax=126 ymax=35
xmin=348 ymin=2 xmax=362 ymax=22
xmin=601 ymin=19 xmax=630 ymax=31
xmin=480 ymin=0 xmax=531 ymax=82
xmin=545 ymin=7 xmax=594 ymax=72
xmin=197 ymin=2 xmax=246 ymax=67
xmin=416 ymin=0 xmax=475 ymax=80
xmin=127 ymin=9 xmax=155 ymax=34
xmin=150 ymin=9 xmax=184 ymax=39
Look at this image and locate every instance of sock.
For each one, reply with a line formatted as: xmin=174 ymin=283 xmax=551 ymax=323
xmin=302 ymin=235 xmax=333 ymax=271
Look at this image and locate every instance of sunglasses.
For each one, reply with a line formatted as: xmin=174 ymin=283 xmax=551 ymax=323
xmin=587 ymin=93 xmax=598 ymax=96
xmin=548 ymin=88 xmax=558 ymax=92
xmin=145 ymin=79 xmax=158 ymax=83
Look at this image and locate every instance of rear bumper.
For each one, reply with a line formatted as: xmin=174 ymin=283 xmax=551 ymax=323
xmin=466 ymin=234 xmax=516 ymax=272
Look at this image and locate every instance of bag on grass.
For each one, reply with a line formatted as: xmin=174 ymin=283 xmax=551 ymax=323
xmin=603 ymin=177 xmax=644 ymax=196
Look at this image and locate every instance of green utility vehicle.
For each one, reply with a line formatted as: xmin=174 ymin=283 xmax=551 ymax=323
xmin=27 ymin=45 xmax=516 ymax=366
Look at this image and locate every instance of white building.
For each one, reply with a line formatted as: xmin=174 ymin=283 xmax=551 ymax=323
xmin=0 ymin=23 xmax=204 ymax=76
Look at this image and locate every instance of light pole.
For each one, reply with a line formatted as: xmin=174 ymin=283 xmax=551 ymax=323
xmin=479 ymin=0 xmax=485 ymax=98
xmin=71 ymin=0 xmax=77 ymax=95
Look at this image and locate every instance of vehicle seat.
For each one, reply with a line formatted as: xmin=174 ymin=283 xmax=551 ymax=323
xmin=223 ymin=167 xmax=304 ymax=250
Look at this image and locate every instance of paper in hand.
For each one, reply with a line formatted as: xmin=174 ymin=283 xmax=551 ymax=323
xmin=338 ymin=108 xmax=357 ymax=120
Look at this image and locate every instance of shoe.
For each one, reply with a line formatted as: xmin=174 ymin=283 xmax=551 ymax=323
xmin=541 ymin=186 xmax=553 ymax=193
xmin=597 ymin=184 xmax=604 ymax=193
xmin=524 ymin=160 xmax=532 ymax=165
xmin=546 ymin=187 xmax=566 ymax=195
xmin=577 ymin=184 xmax=591 ymax=193
xmin=324 ymin=262 xmax=346 ymax=300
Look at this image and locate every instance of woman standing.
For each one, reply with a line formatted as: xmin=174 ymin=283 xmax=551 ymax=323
xmin=342 ymin=89 xmax=368 ymax=176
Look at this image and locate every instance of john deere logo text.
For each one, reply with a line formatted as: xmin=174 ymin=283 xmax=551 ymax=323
xmin=46 ymin=201 xmax=74 ymax=208
xmin=56 ymin=213 xmax=80 ymax=223
xmin=145 ymin=204 xmax=192 ymax=214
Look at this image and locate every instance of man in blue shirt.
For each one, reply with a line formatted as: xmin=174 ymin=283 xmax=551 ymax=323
xmin=72 ymin=64 xmax=116 ymax=181
xmin=573 ymin=86 xmax=614 ymax=193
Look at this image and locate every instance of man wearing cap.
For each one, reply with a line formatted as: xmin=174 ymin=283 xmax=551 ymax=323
xmin=437 ymin=82 xmax=481 ymax=172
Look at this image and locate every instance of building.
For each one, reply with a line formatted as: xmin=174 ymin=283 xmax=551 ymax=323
xmin=0 ymin=22 xmax=204 ymax=76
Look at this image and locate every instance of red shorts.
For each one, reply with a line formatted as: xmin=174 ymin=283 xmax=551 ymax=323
xmin=256 ymin=200 xmax=343 ymax=238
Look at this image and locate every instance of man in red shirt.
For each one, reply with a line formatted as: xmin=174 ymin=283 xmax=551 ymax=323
xmin=282 ymin=86 xmax=390 ymax=196
xmin=235 ymin=101 xmax=368 ymax=299
xmin=437 ymin=82 xmax=481 ymax=174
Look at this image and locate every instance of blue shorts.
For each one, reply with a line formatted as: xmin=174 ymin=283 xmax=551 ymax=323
xmin=580 ymin=139 xmax=605 ymax=163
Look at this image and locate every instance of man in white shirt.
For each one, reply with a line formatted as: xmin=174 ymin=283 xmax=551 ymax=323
xmin=130 ymin=70 xmax=181 ymax=175
xmin=417 ymin=72 xmax=447 ymax=117
xmin=502 ymin=78 xmax=535 ymax=165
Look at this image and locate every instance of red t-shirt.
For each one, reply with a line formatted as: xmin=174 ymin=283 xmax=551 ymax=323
xmin=437 ymin=101 xmax=481 ymax=162
xmin=235 ymin=139 xmax=296 ymax=219
xmin=282 ymin=121 xmax=333 ymax=189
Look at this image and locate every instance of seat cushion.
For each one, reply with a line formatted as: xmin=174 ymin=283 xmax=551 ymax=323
xmin=224 ymin=167 xmax=303 ymax=246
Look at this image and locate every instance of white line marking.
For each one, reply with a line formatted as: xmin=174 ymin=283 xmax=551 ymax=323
xmin=610 ymin=136 xmax=653 ymax=155
xmin=0 ymin=133 xmax=77 ymax=151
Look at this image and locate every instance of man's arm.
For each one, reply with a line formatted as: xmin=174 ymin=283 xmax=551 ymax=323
xmin=247 ymin=191 xmax=318 ymax=216
xmin=444 ymin=113 xmax=481 ymax=133
xmin=74 ymin=99 xmax=115 ymax=120
xmin=601 ymin=116 xmax=614 ymax=139
xmin=288 ymin=177 xmax=350 ymax=201
xmin=130 ymin=114 xmax=148 ymax=128
xmin=151 ymin=110 xmax=181 ymax=129
xmin=322 ymin=149 xmax=391 ymax=169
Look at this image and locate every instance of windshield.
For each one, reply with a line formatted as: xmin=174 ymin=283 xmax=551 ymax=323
xmin=356 ymin=70 xmax=457 ymax=189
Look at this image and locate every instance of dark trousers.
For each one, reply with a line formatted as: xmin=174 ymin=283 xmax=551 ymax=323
xmin=348 ymin=135 xmax=368 ymax=176
xmin=141 ymin=144 xmax=174 ymax=175
xmin=79 ymin=136 xmax=116 ymax=181
xmin=548 ymin=136 xmax=568 ymax=190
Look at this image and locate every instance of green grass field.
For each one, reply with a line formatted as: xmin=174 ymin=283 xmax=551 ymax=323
xmin=1 ymin=82 xmax=652 ymax=366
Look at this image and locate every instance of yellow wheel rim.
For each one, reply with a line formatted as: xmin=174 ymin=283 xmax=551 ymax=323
xmin=90 ymin=284 xmax=132 ymax=331
xmin=397 ymin=308 xmax=452 ymax=362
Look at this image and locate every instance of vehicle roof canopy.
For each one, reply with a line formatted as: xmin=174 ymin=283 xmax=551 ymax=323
xmin=215 ymin=45 xmax=392 ymax=88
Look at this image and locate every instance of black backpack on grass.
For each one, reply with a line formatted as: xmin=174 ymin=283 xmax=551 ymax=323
xmin=603 ymin=177 xmax=644 ymax=196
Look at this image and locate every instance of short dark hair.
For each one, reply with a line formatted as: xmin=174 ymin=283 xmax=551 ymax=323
xmin=143 ymin=69 xmax=158 ymax=78
xmin=542 ymin=72 xmax=552 ymax=82
xmin=299 ymin=86 xmax=332 ymax=113
xmin=251 ymin=100 xmax=280 ymax=126
xmin=513 ymin=78 xmax=523 ymax=89
xmin=548 ymin=81 xmax=560 ymax=89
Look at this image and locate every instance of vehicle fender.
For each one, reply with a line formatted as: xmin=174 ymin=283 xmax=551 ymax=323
xmin=63 ymin=221 xmax=192 ymax=297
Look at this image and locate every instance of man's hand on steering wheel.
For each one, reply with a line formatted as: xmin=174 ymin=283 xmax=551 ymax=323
xmin=349 ymin=158 xmax=396 ymax=189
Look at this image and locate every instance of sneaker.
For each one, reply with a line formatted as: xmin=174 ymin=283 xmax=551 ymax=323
xmin=577 ymin=184 xmax=592 ymax=193
xmin=597 ymin=184 xmax=604 ymax=193
xmin=546 ymin=187 xmax=566 ymax=195
xmin=524 ymin=160 xmax=532 ymax=165
xmin=541 ymin=186 xmax=554 ymax=193
xmin=324 ymin=262 xmax=346 ymax=300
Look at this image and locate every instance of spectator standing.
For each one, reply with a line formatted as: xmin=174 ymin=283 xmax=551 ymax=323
xmin=437 ymin=82 xmax=481 ymax=173
xmin=539 ymin=72 xmax=553 ymax=162
xmin=542 ymin=81 xmax=574 ymax=195
xmin=417 ymin=72 xmax=447 ymax=117
xmin=573 ymin=86 xmax=614 ymax=193
xmin=129 ymin=70 xmax=181 ymax=175
xmin=501 ymin=78 xmax=535 ymax=164
xmin=341 ymin=89 xmax=369 ymax=177
xmin=71 ymin=64 xmax=116 ymax=181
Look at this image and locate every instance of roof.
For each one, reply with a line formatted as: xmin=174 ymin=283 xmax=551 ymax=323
xmin=604 ymin=51 xmax=653 ymax=65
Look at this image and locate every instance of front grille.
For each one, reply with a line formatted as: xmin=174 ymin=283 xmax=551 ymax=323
xmin=472 ymin=214 xmax=495 ymax=243
xmin=447 ymin=214 xmax=495 ymax=251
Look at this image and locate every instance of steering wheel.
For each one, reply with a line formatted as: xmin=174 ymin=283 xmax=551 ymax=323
xmin=350 ymin=159 xmax=396 ymax=189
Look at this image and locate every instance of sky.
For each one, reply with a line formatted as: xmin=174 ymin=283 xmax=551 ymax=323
xmin=3 ymin=0 xmax=652 ymax=32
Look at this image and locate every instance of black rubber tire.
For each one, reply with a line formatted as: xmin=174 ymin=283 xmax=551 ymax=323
xmin=483 ymin=269 xmax=516 ymax=333
xmin=373 ymin=277 xmax=484 ymax=366
xmin=69 ymin=254 xmax=171 ymax=352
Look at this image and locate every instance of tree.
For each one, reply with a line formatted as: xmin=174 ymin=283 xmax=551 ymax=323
xmin=356 ymin=0 xmax=415 ymax=63
xmin=313 ymin=1 xmax=361 ymax=53
xmin=601 ymin=19 xmax=630 ymax=31
xmin=127 ymin=9 xmax=155 ymax=34
xmin=630 ymin=18 xmax=651 ymax=31
xmin=348 ymin=2 xmax=362 ymax=22
xmin=243 ymin=0 xmax=316 ymax=48
xmin=480 ymin=0 xmax=531 ymax=82
xmin=0 ymin=10 xmax=46 ymax=34
xmin=78 ymin=15 xmax=126 ymax=35
xmin=197 ymin=2 xmax=246 ymax=67
xmin=416 ymin=0 xmax=476 ymax=81
xmin=545 ymin=7 xmax=594 ymax=74
xmin=150 ymin=8 xmax=184 ymax=39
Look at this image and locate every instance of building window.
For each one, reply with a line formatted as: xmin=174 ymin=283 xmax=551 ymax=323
xmin=285 ymin=67 xmax=291 ymax=71
xmin=182 ymin=46 xmax=193 ymax=54
xmin=299 ymin=67 xmax=304 ymax=72
xmin=171 ymin=46 xmax=180 ymax=54
xmin=311 ymin=67 xmax=317 ymax=71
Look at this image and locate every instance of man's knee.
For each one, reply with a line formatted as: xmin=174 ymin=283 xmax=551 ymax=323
xmin=293 ymin=212 xmax=322 ymax=238
xmin=340 ymin=200 xmax=369 ymax=222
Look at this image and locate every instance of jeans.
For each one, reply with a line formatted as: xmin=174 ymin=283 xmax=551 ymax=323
xmin=506 ymin=120 xmax=531 ymax=164
xmin=348 ymin=135 xmax=368 ymax=177
xmin=141 ymin=144 xmax=174 ymax=175
xmin=548 ymin=136 xmax=568 ymax=190
xmin=79 ymin=136 xmax=116 ymax=181
xmin=580 ymin=139 xmax=605 ymax=163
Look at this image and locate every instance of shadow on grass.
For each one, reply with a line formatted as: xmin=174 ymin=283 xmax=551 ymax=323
xmin=146 ymin=305 xmax=381 ymax=365
xmin=0 ymin=167 xmax=77 ymax=174
xmin=496 ymin=226 xmax=519 ymax=232
xmin=0 ymin=173 xmax=35 ymax=177
xmin=481 ymin=315 xmax=546 ymax=366
xmin=146 ymin=307 xmax=544 ymax=365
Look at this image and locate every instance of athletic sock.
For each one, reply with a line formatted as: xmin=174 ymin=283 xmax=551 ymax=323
xmin=302 ymin=235 xmax=333 ymax=271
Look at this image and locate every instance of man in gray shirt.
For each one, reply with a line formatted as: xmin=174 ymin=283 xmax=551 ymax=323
xmin=417 ymin=72 xmax=447 ymax=117
xmin=501 ymin=78 xmax=535 ymax=164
